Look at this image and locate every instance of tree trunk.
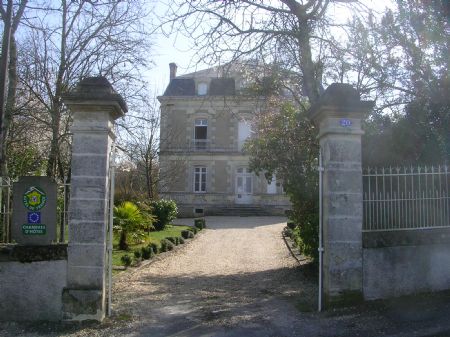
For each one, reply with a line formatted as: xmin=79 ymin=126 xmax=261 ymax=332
xmin=47 ymin=0 xmax=67 ymax=179
xmin=145 ymin=156 xmax=153 ymax=200
xmin=0 ymin=0 xmax=12 ymax=175
xmin=145 ymin=133 xmax=154 ymax=199
xmin=119 ymin=230 xmax=128 ymax=250
xmin=0 ymin=34 xmax=17 ymax=176
xmin=297 ymin=26 xmax=322 ymax=105
xmin=46 ymin=104 xmax=61 ymax=178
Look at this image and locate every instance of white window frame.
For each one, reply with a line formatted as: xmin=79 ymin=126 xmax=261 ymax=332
xmin=194 ymin=167 xmax=207 ymax=193
xmin=238 ymin=120 xmax=252 ymax=151
xmin=198 ymin=82 xmax=208 ymax=95
xmin=194 ymin=118 xmax=208 ymax=150
xmin=195 ymin=118 xmax=208 ymax=127
xmin=267 ymin=175 xmax=277 ymax=194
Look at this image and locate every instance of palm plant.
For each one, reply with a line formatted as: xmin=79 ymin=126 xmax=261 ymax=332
xmin=113 ymin=201 xmax=145 ymax=250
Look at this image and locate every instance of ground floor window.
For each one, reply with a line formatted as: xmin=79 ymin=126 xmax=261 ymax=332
xmin=267 ymin=175 xmax=277 ymax=194
xmin=194 ymin=167 xmax=207 ymax=192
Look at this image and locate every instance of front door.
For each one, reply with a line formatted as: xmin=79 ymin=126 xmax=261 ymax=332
xmin=235 ymin=168 xmax=253 ymax=204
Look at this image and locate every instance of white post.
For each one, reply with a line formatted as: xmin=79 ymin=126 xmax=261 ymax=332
xmin=107 ymin=143 xmax=116 ymax=316
xmin=318 ymin=148 xmax=324 ymax=312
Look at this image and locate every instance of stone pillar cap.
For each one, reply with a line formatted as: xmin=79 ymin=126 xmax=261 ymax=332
xmin=308 ymin=83 xmax=374 ymax=126
xmin=63 ymin=76 xmax=127 ymax=119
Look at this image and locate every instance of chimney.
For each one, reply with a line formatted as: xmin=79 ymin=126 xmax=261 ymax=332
xmin=169 ymin=63 xmax=177 ymax=80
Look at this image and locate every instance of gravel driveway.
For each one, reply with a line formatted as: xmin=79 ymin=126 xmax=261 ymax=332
xmin=2 ymin=216 xmax=450 ymax=337
xmin=107 ymin=216 xmax=318 ymax=337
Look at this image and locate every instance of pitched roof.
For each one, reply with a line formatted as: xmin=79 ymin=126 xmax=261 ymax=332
xmin=163 ymin=78 xmax=196 ymax=96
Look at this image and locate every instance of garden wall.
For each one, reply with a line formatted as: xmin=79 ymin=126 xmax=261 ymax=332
xmin=0 ymin=244 xmax=67 ymax=321
xmin=363 ymin=228 xmax=450 ymax=300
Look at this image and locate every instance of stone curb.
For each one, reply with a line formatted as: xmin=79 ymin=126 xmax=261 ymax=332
xmin=282 ymin=228 xmax=310 ymax=265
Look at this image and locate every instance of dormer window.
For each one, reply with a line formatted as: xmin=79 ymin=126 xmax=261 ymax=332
xmin=198 ymin=82 xmax=208 ymax=95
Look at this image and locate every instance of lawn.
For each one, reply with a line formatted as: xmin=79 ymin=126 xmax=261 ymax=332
xmin=112 ymin=224 xmax=191 ymax=268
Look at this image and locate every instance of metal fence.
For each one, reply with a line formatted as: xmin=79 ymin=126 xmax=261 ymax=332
xmin=0 ymin=177 xmax=12 ymax=242
xmin=363 ymin=165 xmax=450 ymax=231
xmin=0 ymin=177 xmax=70 ymax=243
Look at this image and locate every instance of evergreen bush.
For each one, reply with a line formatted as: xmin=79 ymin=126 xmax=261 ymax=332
xmin=287 ymin=221 xmax=297 ymax=230
xmin=181 ymin=230 xmax=191 ymax=239
xmin=133 ymin=250 xmax=142 ymax=259
xmin=166 ymin=237 xmax=179 ymax=245
xmin=194 ymin=218 xmax=206 ymax=230
xmin=148 ymin=242 xmax=159 ymax=254
xmin=121 ymin=254 xmax=132 ymax=267
xmin=296 ymin=213 xmax=319 ymax=260
xmin=141 ymin=246 xmax=154 ymax=259
xmin=283 ymin=227 xmax=293 ymax=238
xmin=150 ymin=199 xmax=178 ymax=231
xmin=160 ymin=239 xmax=174 ymax=252
xmin=188 ymin=227 xmax=198 ymax=235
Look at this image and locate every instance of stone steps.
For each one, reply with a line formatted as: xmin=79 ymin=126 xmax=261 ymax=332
xmin=211 ymin=206 xmax=274 ymax=216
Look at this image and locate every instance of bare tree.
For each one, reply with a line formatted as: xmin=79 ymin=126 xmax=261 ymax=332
xmin=122 ymin=97 xmax=160 ymax=199
xmin=19 ymin=0 xmax=151 ymax=180
xmin=159 ymin=0 xmax=364 ymax=105
xmin=119 ymin=94 xmax=187 ymax=200
xmin=0 ymin=0 xmax=28 ymax=176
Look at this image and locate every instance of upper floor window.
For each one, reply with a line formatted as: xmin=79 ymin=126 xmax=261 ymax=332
xmin=238 ymin=120 xmax=252 ymax=151
xmin=198 ymin=82 xmax=208 ymax=95
xmin=194 ymin=118 xmax=208 ymax=150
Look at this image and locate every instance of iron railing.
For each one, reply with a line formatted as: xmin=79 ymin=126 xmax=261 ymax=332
xmin=57 ymin=177 xmax=70 ymax=242
xmin=363 ymin=165 xmax=449 ymax=231
xmin=0 ymin=177 xmax=12 ymax=242
xmin=161 ymin=140 xmax=238 ymax=153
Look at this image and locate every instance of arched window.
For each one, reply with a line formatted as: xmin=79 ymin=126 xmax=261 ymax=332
xmin=198 ymin=82 xmax=208 ymax=95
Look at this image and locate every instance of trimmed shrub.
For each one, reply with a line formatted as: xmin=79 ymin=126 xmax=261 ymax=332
xmin=166 ymin=237 xmax=179 ymax=245
xmin=287 ymin=221 xmax=297 ymax=230
xmin=133 ymin=250 xmax=142 ymax=259
xmin=151 ymin=199 xmax=178 ymax=231
xmin=181 ymin=230 xmax=191 ymax=239
xmin=148 ymin=242 xmax=159 ymax=254
xmin=141 ymin=246 xmax=154 ymax=260
xmin=188 ymin=226 xmax=198 ymax=235
xmin=121 ymin=254 xmax=132 ymax=267
xmin=283 ymin=227 xmax=293 ymax=238
xmin=194 ymin=218 xmax=206 ymax=230
xmin=160 ymin=239 xmax=174 ymax=252
xmin=179 ymin=237 xmax=185 ymax=244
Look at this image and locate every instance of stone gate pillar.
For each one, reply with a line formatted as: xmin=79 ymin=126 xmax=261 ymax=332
xmin=61 ymin=77 xmax=127 ymax=321
xmin=309 ymin=84 xmax=373 ymax=307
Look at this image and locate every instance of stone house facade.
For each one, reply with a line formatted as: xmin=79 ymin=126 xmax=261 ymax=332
xmin=158 ymin=63 xmax=291 ymax=217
